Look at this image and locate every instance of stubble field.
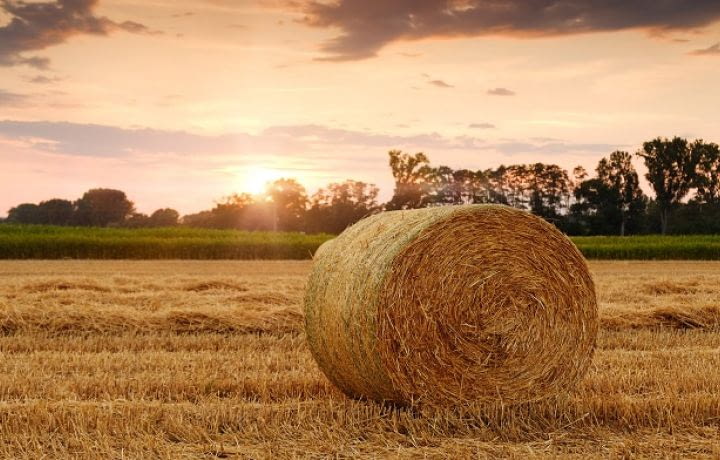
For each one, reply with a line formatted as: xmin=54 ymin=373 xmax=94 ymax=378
xmin=0 ymin=260 xmax=719 ymax=458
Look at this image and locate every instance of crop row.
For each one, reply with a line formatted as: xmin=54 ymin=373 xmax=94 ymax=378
xmin=1 ymin=225 xmax=719 ymax=260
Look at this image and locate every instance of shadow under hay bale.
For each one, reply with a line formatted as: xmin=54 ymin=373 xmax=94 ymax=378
xmin=304 ymin=204 xmax=598 ymax=407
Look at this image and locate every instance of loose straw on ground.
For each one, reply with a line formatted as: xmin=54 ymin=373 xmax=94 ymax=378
xmin=304 ymin=205 xmax=598 ymax=407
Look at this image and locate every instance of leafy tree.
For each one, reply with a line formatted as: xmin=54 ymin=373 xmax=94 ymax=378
xmin=425 ymin=168 xmax=491 ymax=205
xmin=692 ymin=140 xmax=720 ymax=204
xmin=8 ymin=199 xmax=75 ymax=225
xmin=425 ymin=165 xmax=457 ymax=205
xmin=572 ymin=152 xmax=646 ymax=235
xmin=210 ymin=193 xmax=255 ymax=229
xmin=526 ymin=163 xmax=572 ymax=219
xmin=483 ymin=163 xmax=572 ymax=218
xmin=149 ymin=208 xmax=180 ymax=227
xmin=74 ymin=189 xmax=135 ymax=227
xmin=123 ymin=213 xmax=151 ymax=228
xmin=637 ymin=137 xmax=699 ymax=234
xmin=266 ymin=179 xmax=307 ymax=231
xmin=486 ymin=166 xmax=512 ymax=205
xmin=386 ymin=150 xmax=432 ymax=209
xmin=665 ymin=201 xmax=720 ymax=234
xmin=182 ymin=194 xmax=277 ymax=230
xmin=306 ymin=180 xmax=380 ymax=233
xmin=37 ymin=199 xmax=75 ymax=226
xmin=181 ymin=210 xmax=216 ymax=228
xmin=7 ymin=203 xmax=42 ymax=224
xmin=597 ymin=151 xmax=646 ymax=235
xmin=572 ymin=166 xmax=588 ymax=183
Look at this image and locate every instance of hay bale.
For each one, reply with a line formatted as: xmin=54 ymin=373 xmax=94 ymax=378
xmin=313 ymin=238 xmax=335 ymax=260
xmin=304 ymin=204 xmax=598 ymax=406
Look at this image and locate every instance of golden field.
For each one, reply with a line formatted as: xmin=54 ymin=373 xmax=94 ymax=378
xmin=0 ymin=260 xmax=719 ymax=458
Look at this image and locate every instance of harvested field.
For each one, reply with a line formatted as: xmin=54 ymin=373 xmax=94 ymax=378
xmin=0 ymin=260 xmax=719 ymax=458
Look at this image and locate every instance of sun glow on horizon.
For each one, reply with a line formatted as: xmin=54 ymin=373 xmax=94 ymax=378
xmin=241 ymin=166 xmax=284 ymax=195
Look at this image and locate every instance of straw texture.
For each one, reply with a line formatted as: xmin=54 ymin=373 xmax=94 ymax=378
xmin=304 ymin=205 xmax=598 ymax=406
xmin=312 ymin=239 xmax=335 ymax=260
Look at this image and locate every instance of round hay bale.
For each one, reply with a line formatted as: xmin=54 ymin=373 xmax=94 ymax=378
xmin=304 ymin=204 xmax=598 ymax=407
xmin=313 ymin=238 xmax=335 ymax=260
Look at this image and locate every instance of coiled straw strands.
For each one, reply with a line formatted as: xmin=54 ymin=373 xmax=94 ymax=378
xmin=305 ymin=205 xmax=598 ymax=407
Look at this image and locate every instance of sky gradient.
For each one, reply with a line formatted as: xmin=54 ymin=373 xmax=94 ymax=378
xmin=2 ymin=0 xmax=720 ymax=216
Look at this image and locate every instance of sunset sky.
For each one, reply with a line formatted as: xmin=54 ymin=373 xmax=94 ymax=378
xmin=2 ymin=0 xmax=720 ymax=216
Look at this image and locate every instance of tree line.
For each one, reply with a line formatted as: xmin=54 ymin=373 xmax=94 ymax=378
xmin=4 ymin=136 xmax=719 ymax=235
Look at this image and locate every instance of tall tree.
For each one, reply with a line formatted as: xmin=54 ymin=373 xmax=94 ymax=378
xmin=574 ymin=152 xmax=646 ymax=235
xmin=485 ymin=163 xmax=571 ymax=218
xmin=692 ymin=140 xmax=720 ymax=204
xmin=182 ymin=194 xmax=276 ymax=230
xmin=74 ymin=189 xmax=135 ymax=227
xmin=425 ymin=168 xmax=490 ymax=205
xmin=486 ymin=166 xmax=511 ymax=205
xmin=386 ymin=150 xmax=432 ymax=209
xmin=37 ymin=199 xmax=75 ymax=226
xmin=637 ymin=137 xmax=699 ymax=234
xmin=266 ymin=178 xmax=307 ymax=231
xmin=8 ymin=199 xmax=75 ymax=226
xmin=425 ymin=166 xmax=458 ymax=205
xmin=148 ymin=208 xmax=180 ymax=227
xmin=596 ymin=151 xmax=646 ymax=236
xmin=306 ymin=180 xmax=380 ymax=233
xmin=123 ymin=213 xmax=151 ymax=228
xmin=7 ymin=203 xmax=42 ymax=224
xmin=209 ymin=193 xmax=255 ymax=229
xmin=526 ymin=163 xmax=572 ymax=219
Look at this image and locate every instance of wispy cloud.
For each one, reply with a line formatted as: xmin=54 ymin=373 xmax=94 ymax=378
xmin=469 ymin=123 xmax=496 ymax=129
xmin=0 ymin=120 xmax=617 ymax=159
xmin=487 ymin=87 xmax=516 ymax=96
xmin=171 ymin=11 xmax=195 ymax=18
xmin=689 ymin=42 xmax=720 ymax=56
xmin=429 ymin=79 xmax=453 ymax=88
xmin=0 ymin=90 xmax=31 ymax=107
xmin=24 ymin=75 xmax=63 ymax=85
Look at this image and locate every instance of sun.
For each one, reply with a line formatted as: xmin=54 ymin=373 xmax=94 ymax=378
xmin=242 ymin=166 xmax=283 ymax=195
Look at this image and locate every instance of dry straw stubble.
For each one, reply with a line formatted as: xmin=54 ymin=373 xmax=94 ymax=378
xmin=305 ymin=204 xmax=598 ymax=407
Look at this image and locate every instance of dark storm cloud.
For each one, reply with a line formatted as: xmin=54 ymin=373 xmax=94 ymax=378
xmin=487 ymin=87 xmax=515 ymax=96
xmin=0 ymin=0 xmax=158 ymax=67
xmin=296 ymin=0 xmax=720 ymax=60
xmin=689 ymin=42 xmax=720 ymax=56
